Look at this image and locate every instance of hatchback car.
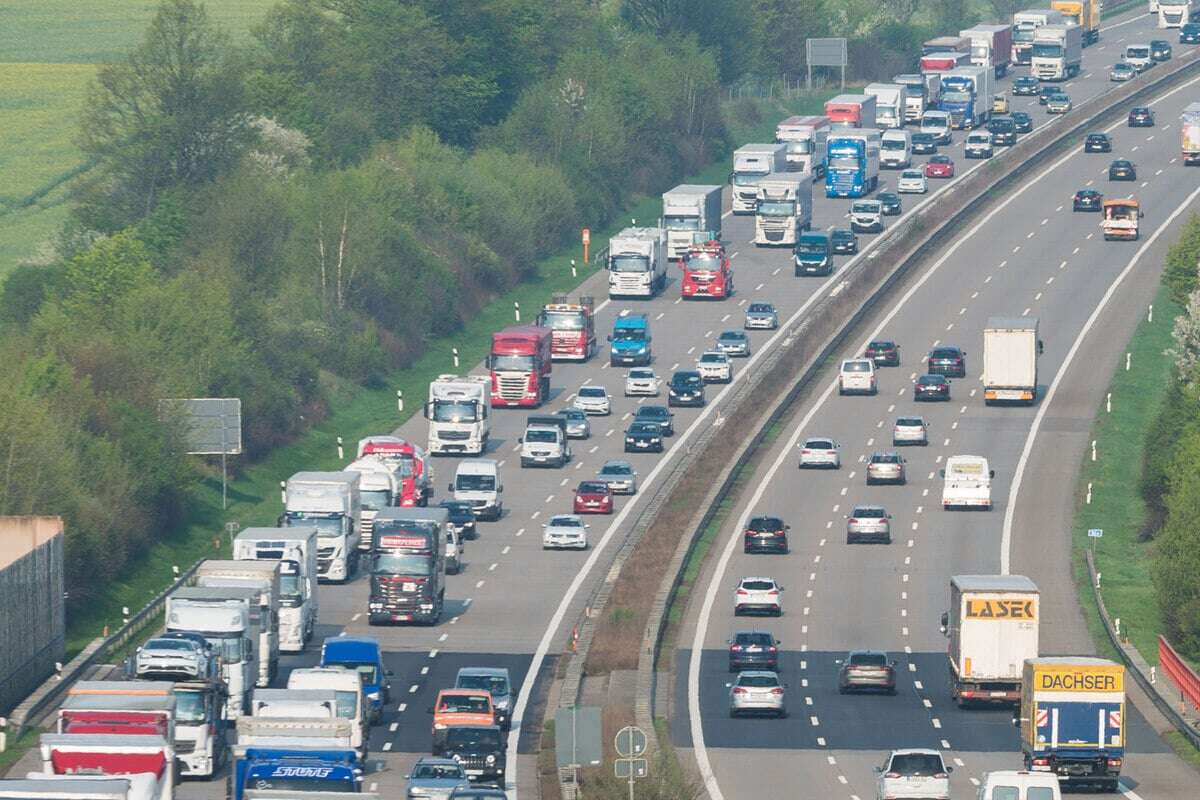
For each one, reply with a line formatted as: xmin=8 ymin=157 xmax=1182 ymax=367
xmin=987 ymin=116 xmax=1017 ymax=146
xmin=1013 ymin=76 xmax=1040 ymax=96
xmin=1151 ymin=39 xmax=1173 ymax=61
xmin=624 ymin=420 xmax=665 ymax=452
xmin=991 ymin=93 xmax=1009 ymax=114
xmin=914 ymin=373 xmax=952 ymax=401
xmin=846 ymin=506 xmax=892 ymax=544
xmin=727 ymin=670 xmax=787 ymax=718
xmin=1084 ymin=133 xmax=1112 ymax=153
xmin=558 ymin=408 xmax=591 ymax=439
xmin=1182 ymin=22 xmax=1200 ymax=44
xmin=572 ymin=481 xmax=613 ymax=514
xmin=910 ymin=132 xmax=938 ymax=155
xmin=850 ymin=200 xmax=884 ymax=233
xmin=896 ymin=169 xmax=927 ymax=194
xmin=838 ymin=650 xmax=897 ymax=694
xmin=924 ymin=155 xmax=954 ymax=178
xmin=876 ymin=749 xmax=952 ymax=800
xmin=728 ymin=631 xmax=780 ymax=672
xmin=743 ymin=515 xmax=790 ymax=554
xmin=1038 ymin=85 xmax=1058 ymax=105
xmin=697 ymin=350 xmax=733 ymax=383
xmin=623 ymin=368 xmax=660 ymax=397
xmin=864 ymin=340 xmax=900 ymax=367
xmin=1045 ymin=93 xmax=1071 ymax=114
xmin=1108 ymin=159 xmax=1137 ymax=181
xmin=716 ymin=330 xmax=751 ymax=357
xmin=1128 ymin=106 xmax=1155 ymax=127
xmin=573 ymin=385 xmax=611 ymax=415
xmin=877 ymin=192 xmax=902 ymax=216
xmin=1073 ymin=188 xmax=1103 ymax=212
xmin=830 ymin=228 xmax=858 ymax=254
xmin=1110 ymin=61 xmax=1136 ymax=82
xmin=407 ymin=757 xmax=471 ymax=800
xmin=926 ymin=346 xmax=966 ymax=377
xmin=667 ymin=370 xmax=705 ymax=407
xmin=892 ymin=416 xmax=928 ymax=446
xmin=733 ymin=577 xmax=783 ymax=616
xmin=744 ymin=302 xmax=780 ymax=329
xmin=839 ymin=358 xmax=877 ymax=395
xmin=866 ymin=452 xmax=906 ymax=485
xmin=634 ymin=405 xmax=674 ymax=435
xmin=1010 ymin=111 xmax=1033 ymax=134
xmin=596 ymin=460 xmax=638 ymax=494
xmin=542 ymin=514 xmax=589 ymax=550
xmin=440 ymin=499 xmax=478 ymax=541
xmin=798 ymin=437 xmax=841 ymax=469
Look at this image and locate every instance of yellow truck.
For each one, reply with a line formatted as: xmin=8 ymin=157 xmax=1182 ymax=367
xmin=1051 ymin=1 xmax=1100 ymax=46
xmin=1102 ymin=199 xmax=1142 ymax=241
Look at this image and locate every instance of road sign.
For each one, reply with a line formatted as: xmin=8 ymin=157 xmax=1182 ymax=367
xmin=1088 ymin=528 xmax=1104 ymax=538
xmin=614 ymin=725 xmax=647 ymax=758
xmin=615 ymin=758 xmax=648 ymax=779
xmin=806 ymin=37 xmax=847 ymax=67
xmin=555 ymin=706 xmax=602 ymax=768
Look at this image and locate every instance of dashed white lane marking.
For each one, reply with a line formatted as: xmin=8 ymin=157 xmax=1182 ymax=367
xmin=721 ymin=314 xmax=731 ymax=322
xmin=656 ymin=312 xmax=665 ymax=320
xmin=826 ymin=755 xmax=835 ymax=764
xmin=589 ymin=445 xmax=599 ymax=453
xmin=420 ymin=666 xmax=429 ymax=675
xmin=932 ymin=718 xmax=942 ymax=729
xmin=1046 ymin=276 xmax=1053 ymax=285
xmin=575 ymin=462 xmax=583 ymax=470
xmin=545 ymin=494 xmax=554 ymax=503
xmin=923 ymin=698 xmax=933 ymax=708
xmin=1012 ymin=245 xmax=1021 ymax=253
xmin=687 ymin=346 xmax=695 ymax=355
xmin=958 ymin=307 xmax=966 ymax=315
xmin=810 ymin=716 xmax=820 ymax=726
xmin=606 ymin=429 xmax=614 ymax=437
xmin=560 ymin=477 xmax=569 ymax=486
xmin=984 ymin=275 xmax=991 ymax=283
xmin=408 ymin=684 xmax=419 ymax=693
xmin=941 ymin=739 xmax=952 ymax=750
xmin=351 ymin=612 xmax=362 ymax=622
xmin=389 ymin=722 xmax=399 ymax=732
xmin=1022 ymin=307 xmax=1032 ymax=316
xmin=914 ymin=680 xmax=923 ymax=690
xmin=755 ymin=283 xmax=764 ymax=291
xmin=954 ymin=758 xmax=965 ymax=768
xmin=1027 ymin=231 xmax=1035 ymax=239
xmin=837 ymin=776 xmax=848 ymax=785
xmin=383 ymin=742 xmax=393 ymax=751
xmin=998 ymin=260 xmax=1007 ymax=268
xmin=429 ymin=649 xmax=438 ymax=658
xmin=488 ymin=562 xmax=498 ymax=572
xmin=501 ymin=545 xmax=511 ymax=555
xmin=1060 ymin=259 xmax=1068 ymax=269
xmin=439 ymin=633 xmax=449 ymax=642
xmin=816 ymin=736 xmax=826 ymax=746
xmin=970 ymin=291 xmax=978 ymax=299
xmin=971 ymin=778 xmax=981 ymax=786
xmin=1034 ymin=292 xmax=1042 ymax=301
xmin=369 ymin=783 xmax=378 ymax=793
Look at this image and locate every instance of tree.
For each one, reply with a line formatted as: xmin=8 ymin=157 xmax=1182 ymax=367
xmin=1154 ymin=428 xmax=1200 ymax=656
xmin=77 ymin=0 xmax=251 ymax=229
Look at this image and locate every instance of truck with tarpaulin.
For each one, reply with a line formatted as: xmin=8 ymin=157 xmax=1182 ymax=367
xmin=1101 ymin=199 xmax=1142 ymax=241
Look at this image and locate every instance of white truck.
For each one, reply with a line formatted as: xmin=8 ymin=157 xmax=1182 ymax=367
xmin=1159 ymin=1 xmax=1193 ymax=27
xmin=661 ymin=185 xmax=722 ymax=260
xmin=606 ymin=227 xmax=667 ymax=297
xmin=254 ymin=685 xmax=365 ymax=760
xmin=731 ymin=143 xmax=788 ymax=213
xmin=880 ymin=129 xmax=911 ymax=168
xmin=232 ymin=526 xmax=318 ymax=654
xmin=1181 ymin=101 xmax=1200 ymax=165
xmin=343 ymin=458 xmax=397 ymax=552
xmin=864 ymin=83 xmax=908 ymax=129
xmin=983 ymin=317 xmax=1041 ymax=404
xmin=3 ymin=775 xmax=163 ymax=800
xmin=283 ymin=471 xmax=362 ymax=583
xmin=424 ymin=374 xmax=490 ymax=456
xmin=194 ymin=560 xmax=280 ymax=688
xmin=893 ymin=73 xmax=939 ymax=121
xmin=1012 ymin=9 xmax=1066 ymax=65
xmin=754 ymin=173 xmax=811 ymax=246
xmin=960 ymin=23 xmax=1014 ymax=77
xmin=1031 ymin=23 xmax=1082 ymax=81
xmin=234 ymin=715 xmax=354 ymax=752
xmin=165 ymin=588 xmax=256 ymax=717
xmin=941 ymin=575 xmax=1040 ymax=706
xmin=36 ymin=735 xmax=176 ymax=800
xmin=775 ymin=115 xmax=830 ymax=177
xmin=941 ymin=455 xmax=995 ymax=510
xmin=287 ymin=670 xmax=368 ymax=757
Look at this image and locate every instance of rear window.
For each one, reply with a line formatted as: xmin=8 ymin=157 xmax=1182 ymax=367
xmin=896 ymin=418 xmax=923 ymax=427
xmin=930 ymin=349 xmax=958 ymax=358
xmin=741 ymin=580 xmax=775 ymax=591
xmin=850 ymin=652 xmax=888 ymax=666
xmin=806 ymin=439 xmax=834 ymax=450
xmin=853 ymin=507 xmax=885 ymax=518
xmin=842 ymin=361 xmax=872 ymax=372
xmin=868 ymin=341 xmax=895 ymax=350
xmin=737 ymin=674 xmax=779 ymax=688
xmin=747 ymin=517 xmax=784 ymax=531
xmin=872 ymin=454 xmax=901 ymax=464
xmin=918 ymin=375 xmax=945 ymax=385
xmin=736 ymin=633 xmax=773 ymax=647
xmin=889 ymin=753 xmax=944 ymax=775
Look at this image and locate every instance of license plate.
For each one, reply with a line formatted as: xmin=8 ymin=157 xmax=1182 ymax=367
xmin=467 ymin=770 xmax=484 ymax=777
xmin=745 ymin=646 xmax=761 ymax=653
xmin=990 ymin=691 xmax=1008 ymax=697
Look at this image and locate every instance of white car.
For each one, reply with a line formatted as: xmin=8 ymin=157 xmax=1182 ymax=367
xmin=892 ymin=416 xmax=928 ymax=446
xmin=875 ymin=749 xmax=951 ymax=800
xmin=897 ymin=169 xmax=927 ymax=194
xmin=849 ymin=199 xmax=884 ymax=233
xmin=542 ymin=514 xmax=589 ymax=550
xmin=838 ymin=358 xmax=877 ymax=395
xmin=798 ymin=437 xmax=840 ymax=469
xmin=624 ymin=368 xmax=661 ymax=396
xmin=727 ymin=670 xmax=787 ymax=718
xmin=697 ymin=350 xmax=733 ymax=383
xmin=733 ymin=576 xmax=783 ymax=616
xmin=573 ymin=385 xmax=611 ymax=415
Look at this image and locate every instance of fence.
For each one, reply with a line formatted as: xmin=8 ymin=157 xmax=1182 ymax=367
xmin=0 ymin=530 xmax=64 ymax=715
xmin=1159 ymin=636 xmax=1200 ymax=715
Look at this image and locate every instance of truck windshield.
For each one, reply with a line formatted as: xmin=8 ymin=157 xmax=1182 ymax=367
xmin=1032 ymin=43 xmax=1063 ymax=58
xmin=195 ymin=633 xmax=244 ymax=664
xmin=1013 ymin=28 xmax=1035 ymax=42
xmin=828 ymin=156 xmax=860 ymax=171
xmin=756 ymin=201 xmax=795 ymax=217
xmin=285 ymin=513 xmax=345 ymax=538
xmin=781 ymin=139 xmax=812 ymax=154
xmin=613 ymin=328 xmax=646 ymax=342
xmin=360 ymin=489 xmax=391 ymax=511
xmin=540 ymin=310 xmax=584 ymax=330
xmin=175 ymin=690 xmax=207 ymax=723
xmin=432 ymin=400 xmax=479 ymax=423
xmin=685 ymin=254 xmax=722 ymax=271
xmin=491 ymin=354 xmax=534 ymax=372
xmin=663 ymin=215 xmax=700 ymax=230
xmin=455 ymin=474 xmax=496 ymax=491
xmin=732 ymin=171 xmax=766 ymax=186
xmin=609 ymin=255 xmax=649 ymax=272
xmin=278 ymin=572 xmax=303 ymax=603
xmin=372 ymin=552 xmax=434 ymax=576
xmin=524 ymin=429 xmax=558 ymax=443
xmin=941 ymin=91 xmax=971 ymax=103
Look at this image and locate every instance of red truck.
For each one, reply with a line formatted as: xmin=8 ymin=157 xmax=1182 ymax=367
xmin=489 ymin=325 xmax=552 ymax=408
xmin=824 ymin=94 xmax=876 ymax=128
xmin=357 ymin=436 xmax=432 ymax=506
xmin=920 ymin=52 xmax=971 ymax=74
xmin=680 ymin=241 xmax=734 ymax=300
xmin=536 ymin=295 xmax=597 ymax=361
xmin=57 ymin=694 xmax=174 ymax=740
xmin=38 ymin=734 xmax=176 ymax=800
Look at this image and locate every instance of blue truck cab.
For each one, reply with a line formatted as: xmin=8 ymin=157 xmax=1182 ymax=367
xmin=321 ymin=636 xmax=391 ymax=724
xmin=235 ymin=747 xmax=361 ymax=799
xmin=793 ymin=231 xmax=833 ymax=276
xmin=938 ymin=77 xmax=977 ymax=130
xmin=609 ymin=314 xmax=651 ymax=366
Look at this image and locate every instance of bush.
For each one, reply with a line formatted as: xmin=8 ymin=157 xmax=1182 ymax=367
xmin=1153 ymin=428 xmax=1200 ymax=657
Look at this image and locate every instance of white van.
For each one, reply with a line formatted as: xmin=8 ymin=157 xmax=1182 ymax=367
xmin=921 ymin=111 xmax=953 ymax=144
xmin=977 ymin=771 xmax=1062 ymax=800
xmin=941 ymin=455 xmax=994 ymax=510
xmin=1124 ymin=43 xmax=1153 ymax=72
xmin=449 ymin=458 xmax=503 ymax=521
xmin=287 ymin=668 xmax=367 ymax=757
xmin=838 ymin=359 xmax=878 ymax=396
xmin=880 ymin=129 xmax=911 ymax=168
xmin=965 ymin=131 xmax=994 ymax=159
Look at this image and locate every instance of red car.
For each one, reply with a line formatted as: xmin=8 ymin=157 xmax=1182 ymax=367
xmin=924 ymin=155 xmax=955 ymax=178
xmin=864 ymin=340 xmax=900 ymax=367
xmin=573 ymin=480 xmax=614 ymax=514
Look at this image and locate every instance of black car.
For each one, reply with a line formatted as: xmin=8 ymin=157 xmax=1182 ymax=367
xmin=830 ymin=228 xmax=858 ymax=254
xmin=435 ymin=725 xmax=505 ymax=786
xmin=1128 ymin=106 xmax=1155 ymax=127
xmin=987 ymin=117 xmax=1016 ymax=146
xmin=877 ymin=192 xmax=902 ymax=216
xmin=1182 ymin=23 xmax=1200 ymax=44
xmin=1084 ymin=133 xmax=1112 ymax=153
xmin=926 ymin=346 xmax=966 ymax=378
xmin=634 ymin=404 xmax=674 ymax=435
xmin=1073 ymin=189 xmax=1103 ymax=212
xmin=1013 ymin=76 xmax=1040 ymax=96
xmin=1151 ymin=39 xmax=1173 ymax=61
xmin=914 ymin=373 xmax=951 ymax=401
xmin=728 ymin=631 xmax=780 ymax=672
xmin=743 ymin=515 xmax=790 ymax=554
xmin=1011 ymin=111 xmax=1033 ymax=134
xmin=910 ymin=132 xmax=938 ymax=155
xmin=864 ymin=340 xmax=901 ymax=367
xmin=1108 ymin=159 xmax=1137 ymax=181
xmin=1038 ymin=85 xmax=1058 ymax=105
xmin=624 ymin=421 xmax=665 ymax=453
xmin=667 ymin=370 xmax=705 ymax=407
xmin=439 ymin=500 xmax=478 ymax=540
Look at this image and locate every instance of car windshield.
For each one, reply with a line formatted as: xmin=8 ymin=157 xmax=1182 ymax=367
xmin=440 ymin=695 xmax=491 ymax=714
xmin=881 ymin=139 xmax=905 ymax=150
xmin=851 ymin=652 xmax=888 ymax=666
xmin=879 ymin=194 xmax=898 ymax=203
xmin=700 ymin=353 xmax=724 ymax=363
xmin=629 ymin=369 xmax=654 ymax=379
xmin=673 ymin=374 xmax=702 ymax=386
xmin=638 ymin=407 xmax=669 ymax=419
xmin=741 ymin=580 xmax=776 ymax=591
xmin=719 ymin=333 xmax=744 ymax=342
xmin=457 ymin=675 xmax=509 ymax=697
xmin=549 ymin=515 xmax=583 ymax=527
xmin=912 ymin=134 xmax=933 ymax=142
xmin=806 ymin=439 xmax=834 ymax=449
xmin=601 ymin=464 xmax=632 ymax=476
xmin=445 ymin=728 xmax=502 ymax=749
xmin=525 ymin=429 xmax=558 ymax=443
xmin=931 ymin=156 xmax=949 ymax=164
xmin=796 ymin=238 xmax=828 ymax=253
xmin=579 ymin=387 xmax=606 ymax=398
xmin=828 ymin=156 xmax=861 ymax=171
xmin=613 ymin=328 xmax=645 ymax=341
xmin=832 ymin=231 xmax=853 ymax=241
xmin=842 ymin=361 xmax=871 ymax=372
xmin=1127 ymin=46 xmax=1150 ymax=58
xmin=736 ymin=633 xmax=774 ymax=646
xmin=737 ymin=674 xmax=780 ymax=688
xmin=748 ymin=304 xmax=774 ymax=313
xmin=851 ymin=203 xmax=878 ymax=213
xmin=748 ymin=517 xmax=783 ymax=531
xmin=630 ymin=423 xmax=660 ymax=435
xmin=853 ymin=508 xmax=885 ymax=518
xmin=414 ymin=764 xmax=465 ymax=780
xmin=578 ymin=482 xmax=608 ymax=494
xmin=146 ymin=639 xmax=196 ymax=651
xmin=441 ymin=503 xmax=474 ymax=522
xmin=889 ymin=753 xmax=945 ymax=775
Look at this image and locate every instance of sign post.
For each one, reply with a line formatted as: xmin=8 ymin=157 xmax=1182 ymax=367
xmin=582 ymin=228 xmax=591 ymax=266
xmin=1088 ymin=527 xmax=1103 ymax=556
xmin=614 ymin=725 xmax=648 ymax=800
xmin=158 ymin=398 xmax=243 ymax=510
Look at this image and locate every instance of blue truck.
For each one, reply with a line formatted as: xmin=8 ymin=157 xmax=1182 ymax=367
xmin=824 ymin=131 xmax=880 ymax=198
xmin=1019 ymin=657 xmax=1125 ymax=792
xmin=939 ymin=65 xmax=992 ymax=130
xmin=609 ymin=314 xmax=651 ymax=366
xmin=234 ymin=746 xmax=361 ymax=799
xmin=321 ymin=636 xmax=390 ymax=724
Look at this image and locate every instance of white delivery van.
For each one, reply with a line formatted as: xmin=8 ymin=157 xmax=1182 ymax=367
xmin=880 ymin=129 xmax=911 ymax=168
xmin=941 ymin=455 xmax=994 ymax=510
xmin=977 ymin=771 xmax=1062 ymax=800
xmin=449 ymin=459 xmax=503 ymax=521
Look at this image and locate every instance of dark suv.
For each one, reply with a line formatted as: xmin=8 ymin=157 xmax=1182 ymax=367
xmin=634 ymin=405 xmax=674 ymax=435
xmin=667 ymin=371 xmax=705 ymax=407
xmin=440 ymin=500 xmax=478 ymax=540
xmin=1012 ymin=76 xmax=1039 ymax=96
xmin=743 ymin=515 xmax=790 ymax=554
xmin=1182 ymin=23 xmax=1200 ymax=45
xmin=1151 ymin=39 xmax=1173 ymax=61
xmin=926 ymin=346 xmax=966 ymax=377
xmin=986 ymin=116 xmax=1016 ymax=146
xmin=864 ymin=340 xmax=900 ymax=367
xmin=1084 ymin=133 xmax=1112 ymax=153
xmin=434 ymin=725 xmax=505 ymax=786
xmin=728 ymin=631 xmax=780 ymax=672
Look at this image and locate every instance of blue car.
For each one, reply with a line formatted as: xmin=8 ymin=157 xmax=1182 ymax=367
xmin=321 ymin=636 xmax=391 ymax=723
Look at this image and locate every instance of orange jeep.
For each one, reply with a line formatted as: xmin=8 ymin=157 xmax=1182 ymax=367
xmin=430 ymin=688 xmax=495 ymax=734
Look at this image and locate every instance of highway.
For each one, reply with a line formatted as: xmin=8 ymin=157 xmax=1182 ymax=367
xmin=98 ymin=7 xmax=1199 ymax=800
xmin=677 ymin=11 xmax=1200 ymax=800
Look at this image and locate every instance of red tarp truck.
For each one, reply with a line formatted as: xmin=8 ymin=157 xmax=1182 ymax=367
xmin=489 ymin=325 xmax=552 ymax=408
xmin=536 ymin=295 xmax=597 ymax=361
xmin=38 ymin=734 xmax=175 ymax=800
xmin=356 ymin=436 xmax=432 ymax=506
xmin=824 ymin=94 xmax=876 ymax=128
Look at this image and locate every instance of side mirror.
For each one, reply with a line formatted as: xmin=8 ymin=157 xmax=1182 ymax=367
xmin=542 ymin=523 xmax=548 ymax=528
xmin=498 ymin=485 xmax=504 ymax=493
xmin=874 ymin=766 xmax=883 ymax=774
xmin=427 ymin=707 xmax=434 ymax=713
xmin=607 ymin=335 xmax=613 ymax=342
xmin=947 ymin=767 xmax=954 ymax=773
xmin=939 ymin=469 xmax=946 ymax=478
xmin=725 ymin=682 xmax=733 ymax=688
xmin=447 ymin=483 xmax=454 ymax=492
xmin=989 ymin=470 xmax=996 ymax=478
xmin=940 ymin=611 xmax=949 ymax=628
xmin=834 ymin=659 xmax=843 ymax=665
xmin=517 ymin=437 xmax=523 ymax=443
xmin=386 ymin=669 xmax=395 ymax=677
xmin=1012 ymin=716 xmax=1021 ymax=728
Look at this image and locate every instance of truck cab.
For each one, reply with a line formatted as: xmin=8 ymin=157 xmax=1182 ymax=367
xmin=774 ymin=115 xmax=830 ymax=177
xmin=754 ymin=174 xmax=811 ymax=247
xmin=731 ymin=144 xmax=788 ymax=212
xmin=609 ymin=314 xmax=651 ymax=366
xmin=286 ymin=669 xmax=368 ymax=758
xmin=368 ymin=507 xmax=447 ymax=624
xmin=606 ymin=227 xmax=667 ymax=297
xmin=448 ymin=459 xmax=502 ymax=521
xmin=488 ymin=325 xmax=552 ymax=408
xmin=232 ymin=526 xmax=318 ymax=655
xmin=794 ymin=231 xmax=833 ymax=276
xmin=282 ymin=471 xmax=362 ymax=583
xmin=424 ymin=375 xmax=491 ymax=456
xmin=519 ymin=414 xmax=571 ymax=468
xmin=343 ymin=458 xmax=398 ymax=551
xmin=681 ymin=241 xmax=734 ymax=297
xmin=1101 ymin=199 xmax=1142 ymax=240
xmin=536 ymin=295 xmax=597 ymax=361
xmin=321 ymin=636 xmax=391 ymax=724
xmin=941 ymin=455 xmax=994 ymax=509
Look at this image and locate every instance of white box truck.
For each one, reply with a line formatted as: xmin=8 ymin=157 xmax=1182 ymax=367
xmin=166 ymin=587 xmax=258 ymax=718
xmin=731 ymin=143 xmax=788 ymax=213
xmin=232 ymin=527 xmax=318 ymax=654
xmin=1012 ymin=9 xmax=1066 ymax=65
xmin=941 ymin=575 xmax=1040 ymax=706
xmin=194 ymin=560 xmax=280 ymax=688
xmin=754 ymin=173 xmax=811 ymax=246
xmin=775 ymin=115 xmax=830 ymax=177
xmin=864 ymin=83 xmax=908 ymax=129
xmin=343 ymin=458 xmax=398 ymax=552
xmin=1181 ymin=101 xmax=1200 ymax=165
xmin=983 ymin=317 xmax=1041 ymax=404
xmin=960 ymin=23 xmax=1014 ymax=77
xmin=941 ymin=455 xmax=995 ymax=510
xmin=606 ymin=227 xmax=667 ymax=298
xmin=1031 ymin=23 xmax=1082 ymax=81
xmin=283 ymin=471 xmax=361 ymax=582
xmin=424 ymin=374 xmax=491 ymax=456
xmin=661 ymin=185 xmax=722 ymax=260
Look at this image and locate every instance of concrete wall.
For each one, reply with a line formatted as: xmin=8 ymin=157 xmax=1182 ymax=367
xmin=0 ymin=516 xmax=65 ymax=714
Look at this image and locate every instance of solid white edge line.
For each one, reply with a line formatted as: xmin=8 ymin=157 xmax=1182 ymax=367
xmin=1001 ymin=181 xmax=1200 ymax=574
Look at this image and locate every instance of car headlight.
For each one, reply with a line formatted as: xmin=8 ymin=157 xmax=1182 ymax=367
xmin=485 ymin=755 xmax=497 ymax=765
xmin=625 ymin=437 xmax=635 ymax=444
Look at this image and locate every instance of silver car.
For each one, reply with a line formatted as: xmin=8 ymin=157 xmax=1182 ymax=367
xmin=574 ymin=385 xmax=611 ymax=415
xmin=798 ymin=437 xmax=841 ymax=469
xmin=596 ymin=460 xmax=638 ymax=494
xmin=866 ymin=452 xmax=906 ymax=485
xmin=846 ymin=505 xmax=892 ymax=544
xmin=875 ymin=749 xmax=951 ymax=800
xmin=734 ymin=576 xmax=783 ymax=616
xmin=716 ymin=330 xmax=751 ymax=357
xmin=897 ymin=169 xmax=927 ymax=194
xmin=892 ymin=416 xmax=928 ymax=446
xmin=727 ymin=670 xmax=787 ymax=718
xmin=407 ymin=757 xmax=471 ymax=800
xmin=744 ymin=302 xmax=779 ymax=330
xmin=624 ymin=368 xmax=661 ymax=397
xmin=559 ymin=408 xmax=591 ymax=439
xmin=542 ymin=514 xmax=589 ymax=550
xmin=1046 ymin=93 xmax=1072 ymax=114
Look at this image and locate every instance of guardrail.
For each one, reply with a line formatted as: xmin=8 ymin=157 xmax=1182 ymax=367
xmin=1159 ymin=636 xmax=1200 ymax=715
